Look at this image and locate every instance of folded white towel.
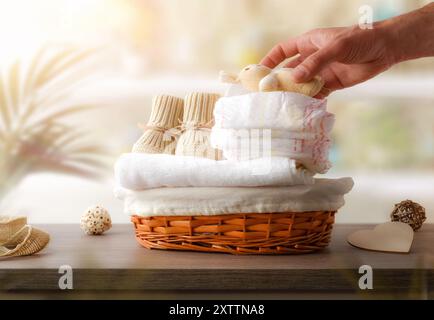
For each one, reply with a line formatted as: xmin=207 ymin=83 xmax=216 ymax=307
xmin=214 ymin=91 xmax=334 ymax=131
xmin=115 ymin=177 xmax=354 ymax=216
xmin=114 ymin=153 xmax=314 ymax=191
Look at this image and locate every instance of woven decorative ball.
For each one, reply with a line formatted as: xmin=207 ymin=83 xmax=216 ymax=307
xmin=390 ymin=200 xmax=426 ymax=231
xmin=80 ymin=205 xmax=112 ymax=235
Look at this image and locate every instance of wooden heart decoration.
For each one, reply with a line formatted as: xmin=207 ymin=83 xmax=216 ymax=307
xmin=347 ymin=222 xmax=414 ymax=253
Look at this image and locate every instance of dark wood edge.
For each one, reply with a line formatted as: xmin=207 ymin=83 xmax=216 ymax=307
xmin=1 ymin=268 xmax=433 ymax=292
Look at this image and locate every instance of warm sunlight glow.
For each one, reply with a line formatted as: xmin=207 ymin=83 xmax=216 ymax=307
xmin=0 ymin=0 xmax=132 ymax=59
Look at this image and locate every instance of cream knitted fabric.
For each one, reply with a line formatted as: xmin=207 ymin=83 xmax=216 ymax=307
xmin=175 ymin=92 xmax=222 ymax=160
xmin=132 ymin=95 xmax=184 ymax=154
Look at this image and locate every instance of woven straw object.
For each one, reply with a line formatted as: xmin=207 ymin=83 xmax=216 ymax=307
xmin=0 ymin=225 xmax=50 ymax=257
xmin=0 ymin=216 xmax=27 ymax=244
xmin=391 ymin=200 xmax=426 ymax=231
xmin=131 ymin=210 xmax=335 ymax=254
xmin=80 ymin=205 xmax=112 ymax=235
xmin=132 ymin=95 xmax=184 ymax=154
xmin=175 ymin=92 xmax=222 ymax=160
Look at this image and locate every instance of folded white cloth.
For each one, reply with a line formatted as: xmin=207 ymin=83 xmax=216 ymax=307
xmin=214 ymin=91 xmax=334 ymax=131
xmin=115 ymin=177 xmax=354 ymax=216
xmin=114 ymin=153 xmax=314 ymax=191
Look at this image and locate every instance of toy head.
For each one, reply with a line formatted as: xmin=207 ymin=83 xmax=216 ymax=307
xmin=238 ymin=64 xmax=271 ymax=91
xmin=220 ymin=64 xmax=271 ymax=92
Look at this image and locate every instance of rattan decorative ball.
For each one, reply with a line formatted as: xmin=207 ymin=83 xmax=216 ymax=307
xmin=390 ymin=200 xmax=426 ymax=231
xmin=80 ymin=205 xmax=112 ymax=235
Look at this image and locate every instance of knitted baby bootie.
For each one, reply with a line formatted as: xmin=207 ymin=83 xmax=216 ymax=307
xmin=132 ymin=95 xmax=184 ymax=154
xmin=175 ymin=92 xmax=222 ymax=160
xmin=0 ymin=225 xmax=50 ymax=258
xmin=0 ymin=216 xmax=27 ymax=245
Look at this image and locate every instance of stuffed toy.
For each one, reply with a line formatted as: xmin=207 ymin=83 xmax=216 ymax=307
xmin=220 ymin=64 xmax=324 ymax=97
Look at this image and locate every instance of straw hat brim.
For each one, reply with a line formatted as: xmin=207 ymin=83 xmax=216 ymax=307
xmin=0 ymin=225 xmax=50 ymax=258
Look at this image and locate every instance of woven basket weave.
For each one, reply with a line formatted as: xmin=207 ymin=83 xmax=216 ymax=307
xmin=131 ymin=210 xmax=336 ymax=254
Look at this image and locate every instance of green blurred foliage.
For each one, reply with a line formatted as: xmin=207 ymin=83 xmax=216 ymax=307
xmin=330 ymin=100 xmax=433 ymax=170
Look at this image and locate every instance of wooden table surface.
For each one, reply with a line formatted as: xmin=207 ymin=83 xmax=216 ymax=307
xmin=1 ymin=224 xmax=433 ymax=298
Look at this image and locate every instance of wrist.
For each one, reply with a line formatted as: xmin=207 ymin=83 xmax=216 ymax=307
xmin=374 ymin=19 xmax=402 ymax=65
xmin=377 ymin=4 xmax=434 ymax=64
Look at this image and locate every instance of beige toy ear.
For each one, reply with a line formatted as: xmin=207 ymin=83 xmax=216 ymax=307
xmin=275 ymin=68 xmax=324 ymax=97
xmin=219 ymin=70 xmax=239 ymax=84
xmin=259 ymin=73 xmax=279 ymax=92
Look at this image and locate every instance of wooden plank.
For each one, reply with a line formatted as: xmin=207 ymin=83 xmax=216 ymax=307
xmin=0 ymin=224 xmax=433 ymax=292
xmin=0 ymin=268 xmax=429 ymax=291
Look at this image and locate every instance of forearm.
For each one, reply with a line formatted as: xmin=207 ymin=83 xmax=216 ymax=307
xmin=379 ymin=3 xmax=434 ymax=63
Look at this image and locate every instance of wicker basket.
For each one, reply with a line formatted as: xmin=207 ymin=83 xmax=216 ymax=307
xmin=131 ymin=210 xmax=336 ymax=254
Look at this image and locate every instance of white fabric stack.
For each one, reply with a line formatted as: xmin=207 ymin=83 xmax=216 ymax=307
xmin=114 ymin=89 xmax=353 ymax=217
xmin=210 ymin=91 xmax=334 ymax=173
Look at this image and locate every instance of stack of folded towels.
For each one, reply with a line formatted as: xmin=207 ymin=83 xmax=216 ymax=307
xmin=115 ymin=88 xmax=353 ymax=217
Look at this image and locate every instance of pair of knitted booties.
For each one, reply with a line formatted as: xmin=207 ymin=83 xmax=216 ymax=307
xmin=0 ymin=216 xmax=50 ymax=258
xmin=132 ymin=92 xmax=222 ymax=160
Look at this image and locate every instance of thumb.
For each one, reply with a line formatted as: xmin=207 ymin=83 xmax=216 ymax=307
xmin=292 ymin=45 xmax=340 ymax=82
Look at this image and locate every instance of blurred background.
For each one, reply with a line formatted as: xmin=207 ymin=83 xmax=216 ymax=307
xmin=0 ymin=0 xmax=432 ymax=224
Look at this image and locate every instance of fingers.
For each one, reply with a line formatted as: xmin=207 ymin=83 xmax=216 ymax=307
xmin=292 ymin=44 xmax=341 ymax=82
xmin=284 ymin=55 xmax=304 ymax=68
xmin=313 ymin=86 xmax=333 ymax=99
xmin=260 ymin=38 xmax=299 ymax=68
xmin=312 ymin=66 xmax=348 ymax=98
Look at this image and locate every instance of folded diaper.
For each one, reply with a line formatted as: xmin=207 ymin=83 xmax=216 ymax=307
xmin=211 ymin=127 xmax=325 ymax=142
xmin=212 ymin=134 xmax=331 ymax=173
xmin=114 ymin=153 xmax=314 ymax=191
xmin=115 ymin=177 xmax=354 ymax=216
xmin=214 ymin=91 xmax=334 ymax=131
xmin=211 ymin=91 xmax=334 ymax=173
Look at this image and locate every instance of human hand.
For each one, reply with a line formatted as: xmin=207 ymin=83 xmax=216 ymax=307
xmin=260 ymin=25 xmax=396 ymax=98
